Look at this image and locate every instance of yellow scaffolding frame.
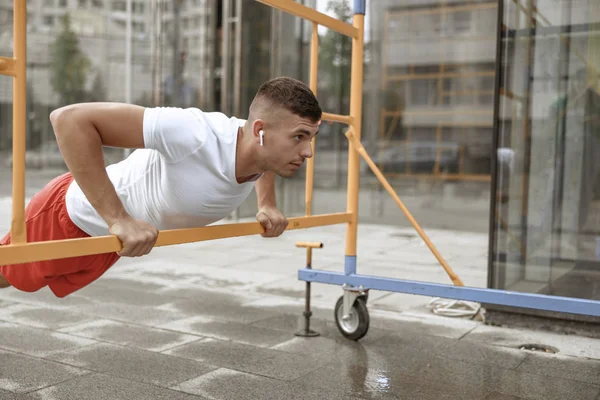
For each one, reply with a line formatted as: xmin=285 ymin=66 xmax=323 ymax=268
xmin=0 ymin=0 xmax=462 ymax=288
xmin=0 ymin=0 xmax=361 ymax=265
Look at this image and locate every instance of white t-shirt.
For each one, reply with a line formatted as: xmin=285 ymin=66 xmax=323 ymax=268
xmin=65 ymin=106 xmax=258 ymax=237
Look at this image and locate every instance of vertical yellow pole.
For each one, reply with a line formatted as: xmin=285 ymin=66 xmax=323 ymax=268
xmin=306 ymin=22 xmax=318 ymax=216
xmin=344 ymin=2 xmax=365 ymax=275
xmin=11 ymin=0 xmax=27 ymax=244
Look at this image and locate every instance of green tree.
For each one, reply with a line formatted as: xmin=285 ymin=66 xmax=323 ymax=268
xmin=49 ymin=13 xmax=91 ymax=105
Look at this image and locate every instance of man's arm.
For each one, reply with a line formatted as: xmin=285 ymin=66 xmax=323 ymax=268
xmin=255 ymin=172 xmax=288 ymax=237
xmin=50 ymin=102 xmax=157 ymax=256
xmin=255 ymin=171 xmax=277 ymax=209
xmin=50 ymin=102 xmax=145 ymax=227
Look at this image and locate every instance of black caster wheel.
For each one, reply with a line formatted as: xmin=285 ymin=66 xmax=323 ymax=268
xmin=334 ymin=295 xmax=369 ymax=341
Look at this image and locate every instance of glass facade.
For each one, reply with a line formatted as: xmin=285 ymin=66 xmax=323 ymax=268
xmin=490 ymin=0 xmax=600 ymax=304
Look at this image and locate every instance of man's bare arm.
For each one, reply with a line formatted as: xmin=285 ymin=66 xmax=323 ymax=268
xmin=50 ymin=102 xmax=157 ymax=256
xmin=255 ymin=171 xmax=277 ymax=209
xmin=255 ymin=172 xmax=288 ymax=237
xmin=50 ymin=102 xmax=145 ymax=227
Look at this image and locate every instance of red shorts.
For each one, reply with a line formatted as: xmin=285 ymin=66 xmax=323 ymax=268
xmin=0 ymin=172 xmax=120 ymax=297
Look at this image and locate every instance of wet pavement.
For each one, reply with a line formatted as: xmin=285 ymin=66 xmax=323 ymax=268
xmin=0 ymin=170 xmax=599 ymax=399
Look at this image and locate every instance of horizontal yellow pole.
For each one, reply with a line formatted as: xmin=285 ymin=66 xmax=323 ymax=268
xmin=0 ymin=57 xmax=16 ymax=76
xmin=255 ymin=0 xmax=358 ymax=38
xmin=345 ymin=129 xmax=464 ymax=287
xmin=322 ymin=112 xmax=352 ymax=125
xmin=375 ymin=172 xmax=492 ymax=183
xmin=388 ymin=1 xmax=496 ymax=17
xmin=0 ymin=213 xmax=351 ymax=265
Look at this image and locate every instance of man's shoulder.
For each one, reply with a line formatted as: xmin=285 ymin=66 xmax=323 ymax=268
xmin=145 ymin=106 xmax=243 ymax=136
xmin=145 ymin=106 xmax=236 ymax=121
xmin=195 ymin=109 xmax=245 ymax=129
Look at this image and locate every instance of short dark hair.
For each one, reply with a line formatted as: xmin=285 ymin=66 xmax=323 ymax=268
xmin=251 ymin=76 xmax=322 ymax=122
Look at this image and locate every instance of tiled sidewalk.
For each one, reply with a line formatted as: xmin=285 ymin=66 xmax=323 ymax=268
xmin=0 ymin=217 xmax=598 ymax=399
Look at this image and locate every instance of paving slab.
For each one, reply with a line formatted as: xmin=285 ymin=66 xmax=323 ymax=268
xmin=248 ymin=312 xmax=330 ymax=334
xmin=158 ymin=315 xmax=294 ymax=348
xmin=0 ymin=390 xmax=22 ymax=400
xmin=57 ymin=319 xmax=202 ymax=352
xmin=484 ymin=394 xmax=523 ymax=400
xmin=416 ymin=353 xmax=600 ymax=400
xmin=164 ymin=338 xmax=279 ymax=370
xmin=365 ymin=309 xmax=480 ymax=340
xmin=157 ymin=287 xmax=283 ymax=324
xmin=249 ymin=312 xmax=390 ymax=344
xmin=0 ymin=286 xmax=93 ymax=308
xmin=24 ymin=373 xmax=207 ymax=400
xmin=0 ymin=349 xmax=90 ymax=394
xmin=0 ymin=321 xmax=97 ymax=358
xmin=45 ymin=342 xmax=217 ymax=388
xmin=462 ymin=324 xmax=600 ymax=360
xmin=374 ymin=332 xmax=528 ymax=370
xmin=172 ymin=368 xmax=366 ymax=400
xmin=299 ymin=365 xmax=490 ymax=400
xmin=0 ymin=389 xmax=27 ymax=400
xmin=61 ymin=300 xmax=192 ymax=327
xmin=227 ymin=348 xmax=331 ymax=381
xmin=72 ymin=282 xmax=181 ymax=307
xmin=516 ymin=352 xmax=600 ymax=386
xmin=0 ymin=303 xmax=95 ymax=330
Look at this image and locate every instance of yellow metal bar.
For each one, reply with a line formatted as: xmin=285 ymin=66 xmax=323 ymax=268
xmin=344 ymin=13 xmax=364 ymax=258
xmin=389 ymin=2 xmax=496 ymax=17
xmin=382 ymin=109 xmax=493 ymax=117
xmin=387 ymin=70 xmax=495 ymax=81
xmin=434 ymin=125 xmax=442 ymax=174
xmin=296 ymin=241 xmax=323 ymax=249
xmin=0 ymin=57 xmax=16 ymax=76
xmin=346 ymin=130 xmax=464 ymax=286
xmin=255 ymin=0 xmax=358 ymax=38
xmin=0 ymin=213 xmax=352 ymax=265
xmin=11 ymin=0 xmax=27 ymax=244
xmin=297 ymin=241 xmax=323 ymax=267
xmin=321 ymin=112 xmax=352 ymax=125
xmin=306 ymin=22 xmax=318 ymax=217
xmin=383 ymin=173 xmax=491 ymax=182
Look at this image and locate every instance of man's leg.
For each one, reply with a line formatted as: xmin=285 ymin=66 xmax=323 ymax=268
xmin=46 ymin=251 xmax=120 ymax=298
xmin=0 ymin=172 xmax=119 ymax=297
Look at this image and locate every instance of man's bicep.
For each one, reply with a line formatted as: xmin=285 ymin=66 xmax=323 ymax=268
xmin=83 ymin=103 xmax=147 ymax=149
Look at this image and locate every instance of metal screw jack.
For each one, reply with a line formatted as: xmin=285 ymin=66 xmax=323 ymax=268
xmin=295 ymin=241 xmax=323 ymax=338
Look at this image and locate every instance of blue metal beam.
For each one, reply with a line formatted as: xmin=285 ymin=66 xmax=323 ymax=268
xmin=298 ymin=269 xmax=600 ymax=317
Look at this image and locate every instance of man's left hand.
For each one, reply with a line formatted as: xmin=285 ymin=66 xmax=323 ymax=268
xmin=256 ymin=206 xmax=288 ymax=237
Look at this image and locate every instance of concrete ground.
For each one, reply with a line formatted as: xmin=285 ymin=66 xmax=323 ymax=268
xmin=0 ymin=168 xmax=599 ymax=399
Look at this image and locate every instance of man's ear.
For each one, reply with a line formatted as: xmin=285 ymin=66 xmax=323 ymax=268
xmin=252 ymin=119 xmax=264 ymax=144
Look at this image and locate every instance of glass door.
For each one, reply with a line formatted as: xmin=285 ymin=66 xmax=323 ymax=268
xmin=491 ymin=0 xmax=600 ymax=302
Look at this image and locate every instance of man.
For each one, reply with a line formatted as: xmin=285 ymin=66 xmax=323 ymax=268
xmin=0 ymin=76 xmax=321 ymax=298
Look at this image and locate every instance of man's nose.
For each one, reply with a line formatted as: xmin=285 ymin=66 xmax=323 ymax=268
xmin=300 ymin=141 xmax=313 ymax=158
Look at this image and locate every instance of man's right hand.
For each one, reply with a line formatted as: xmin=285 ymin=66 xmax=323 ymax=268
xmin=108 ymin=216 xmax=159 ymax=257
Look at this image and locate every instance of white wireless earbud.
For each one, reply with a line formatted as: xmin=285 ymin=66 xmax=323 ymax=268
xmin=259 ymin=129 xmax=264 ymax=146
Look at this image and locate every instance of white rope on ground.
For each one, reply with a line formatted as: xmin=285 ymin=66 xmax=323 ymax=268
xmin=425 ymin=297 xmax=481 ymax=318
